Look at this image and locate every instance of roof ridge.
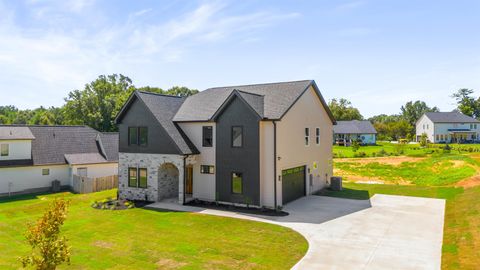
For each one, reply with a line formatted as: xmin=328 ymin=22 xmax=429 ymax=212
xmin=234 ymin=89 xmax=265 ymax=97
xmin=0 ymin=124 xmax=87 ymax=127
xmin=137 ymin=90 xmax=184 ymax=98
xmin=205 ymin=79 xmax=313 ymax=91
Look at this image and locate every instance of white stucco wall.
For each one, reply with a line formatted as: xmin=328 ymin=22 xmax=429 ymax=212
xmin=0 ymin=140 xmax=32 ymax=161
xmin=259 ymin=121 xmax=275 ymax=207
xmin=177 ymin=122 xmax=216 ymax=201
xmin=0 ymin=164 xmax=70 ymax=194
xmin=275 ymin=86 xmax=334 ymax=206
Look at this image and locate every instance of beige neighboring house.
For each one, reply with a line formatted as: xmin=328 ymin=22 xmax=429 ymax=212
xmin=115 ymin=80 xmax=335 ymax=209
xmin=0 ymin=125 xmax=118 ymax=196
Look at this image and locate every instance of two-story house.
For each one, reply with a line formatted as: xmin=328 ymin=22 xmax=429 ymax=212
xmin=0 ymin=125 xmax=118 ymax=196
xmin=416 ymin=112 xmax=480 ymax=143
xmin=115 ymin=80 xmax=335 ymax=209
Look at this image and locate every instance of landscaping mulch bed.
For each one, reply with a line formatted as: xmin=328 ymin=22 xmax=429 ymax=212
xmin=186 ymin=200 xmax=289 ymax=217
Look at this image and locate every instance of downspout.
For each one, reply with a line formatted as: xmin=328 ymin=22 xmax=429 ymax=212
xmin=273 ymin=121 xmax=277 ymax=211
xmin=183 ymin=155 xmax=188 ymax=205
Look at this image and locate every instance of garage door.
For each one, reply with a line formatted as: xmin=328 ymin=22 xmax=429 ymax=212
xmin=282 ymin=166 xmax=306 ymax=204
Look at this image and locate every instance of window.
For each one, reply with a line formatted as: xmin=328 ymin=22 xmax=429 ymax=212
xmin=202 ymin=126 xmax=213 ymax=147
xmin=128 ymin=127 xmax=138 ymax=145
xmin=305 ymin=128 xmax=310 ymax=146
xmin=0 ymin=144 xmax=8 ymax=156
xmin=436 ymin=134 xmax=439 ymax=141
xmin=139 ymin=168 xmax=148 ymax=188
xmin=139 ymin=127 xmax=148 ymax=146
xmin=470 ymin=124 xmax=473 ymax=129
xmin=232 ymin=126 xmax=243 ymax=147
xmin=129 ymin=167 xmax=147 ymax=188
xmin=232 ymin=172 xmax=243 ymax=194
xmin=427 ymin=124 xmax=429 ymax=129
xmin=200 ymin=165 xmax=215 ymax=174
xmin=315 ymin=128 xmax=320 ymax=145
xmin=128 ymin=167 xmax=138 ymax=187
xmin=475 ymin=124 xmax=478 ymax=129
xmin=42 ymin=169 xmax=50 ymax=176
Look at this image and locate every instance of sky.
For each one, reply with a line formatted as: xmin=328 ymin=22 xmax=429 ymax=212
xmin=0 ymin=0 xmax=479 ymax=118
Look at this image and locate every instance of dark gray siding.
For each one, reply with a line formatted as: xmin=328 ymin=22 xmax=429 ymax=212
xmin=118 ymin=98 xmax=180 ymax=154
xmin=216 ymin=96 xmax=260 ymax=205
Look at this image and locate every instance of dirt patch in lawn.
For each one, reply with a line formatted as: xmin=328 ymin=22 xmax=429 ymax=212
xmin=92 ymin=240 xmax=114 ymax=249
xmin=456 ymin=175 xmax=480 ymax=188
xmin=156 ymin=259 xmax=188 ymax=269
xmin=333 ymin=169 xmax=412 ymax=185
xmin=335 ymin=156 xmax=426 ymax=166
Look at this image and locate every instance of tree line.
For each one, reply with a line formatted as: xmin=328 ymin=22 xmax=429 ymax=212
xmin=328 ymin=88 xmax=477 ymax=141
xmin=0 ymin=74 xmax=198 ymax=132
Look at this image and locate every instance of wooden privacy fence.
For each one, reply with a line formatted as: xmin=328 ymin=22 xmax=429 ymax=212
xmin=73 ymin=175 xmax=119 ymax=194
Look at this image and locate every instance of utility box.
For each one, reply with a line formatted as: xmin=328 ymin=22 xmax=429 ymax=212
xmin=330 ymin=176 xmax=342 ymax=191
xmin=51 ymin=180 xmax=61 ymax=192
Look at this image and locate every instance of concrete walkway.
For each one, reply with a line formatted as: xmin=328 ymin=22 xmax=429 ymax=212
xmin=147 ymin=194 xmax=445 ymax=270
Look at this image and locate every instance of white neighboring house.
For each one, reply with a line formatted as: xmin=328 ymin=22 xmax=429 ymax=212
xmin=416 ymin=112 xmax=480 ymax=143
xmin=0 ymin=125 xmax=119 ymax=196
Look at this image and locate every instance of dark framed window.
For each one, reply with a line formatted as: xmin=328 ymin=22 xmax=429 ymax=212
xmin=315 ymin=127 xmax=320 ymax=145
xmin=139 ymin=127 xmax=148 ymax=146
xmin=232 ymin=126 xmax=243 ymax=148
xmin=305 ymin=128 xmax=310 ymax=146
xmin=128 ymin=127 xmax=138 ymax=145
xmin=232 ymin=172 xmax=243 ymax=194
xmin=139 ymin=168 xmax=148 ymax=188
xmin=200 ymin=165 xmax=214 ymax=174
xmin=202 ymin=126 xmax=213 ymax=147
xmin=42 ymin=168 xmax=50 ymax=176
xmin=128 ymin=167 xmax=138 ymax=187
xmin=1 ymin=144 xmax=8 ymax=156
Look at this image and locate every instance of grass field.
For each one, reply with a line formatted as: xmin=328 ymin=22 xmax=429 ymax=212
xmin=0 ymin=190 xmax=307 ymax=270
xmin=320 ymin=182 xmax=479 ymax=270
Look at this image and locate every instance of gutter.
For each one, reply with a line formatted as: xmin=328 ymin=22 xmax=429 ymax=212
xmin=183 ymin=155 xmax=188 ymax=205
xmin=273 ymin=121 xmax=277 ymax=210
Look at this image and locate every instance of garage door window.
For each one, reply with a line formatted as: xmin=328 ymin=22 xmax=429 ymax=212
xmin=232 ymin=172 xmax=243 ymax=194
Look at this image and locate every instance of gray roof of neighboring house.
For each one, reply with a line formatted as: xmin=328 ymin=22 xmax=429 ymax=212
xmin=173 ymin=80 xmax=335 ymax=122
xmin=64 ymin=153 xmax=108 ymax=165
xmin=423 ymin=112 xmax=480 ymax=123
xmin=0 ymin=126 xmax=35 ymax=140
xmin=134 ymin=92 xmax=199 ymax=155
xmin=0 ymin=125 xmax=119 ymax=166
xmin=333 ymin=120 xmax=377 ymax=134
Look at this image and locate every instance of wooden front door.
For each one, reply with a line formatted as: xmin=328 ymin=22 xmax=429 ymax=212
xmin=186 ymin=166 xmax=193 ymax=195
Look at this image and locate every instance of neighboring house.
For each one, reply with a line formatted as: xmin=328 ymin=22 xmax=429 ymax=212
xmin=333 ymin=120 xmax=377 ymax=145
xmin=416 ymin=112 xmax=480 ymax=143
xmin=0 ymin=125 xmax=118 ymax=196
xmin=115 ymin=80 xmax=335 ymax=209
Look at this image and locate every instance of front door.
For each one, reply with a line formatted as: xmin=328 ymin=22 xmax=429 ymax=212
xmin=186 ymin=166 xmax=193 ymax=195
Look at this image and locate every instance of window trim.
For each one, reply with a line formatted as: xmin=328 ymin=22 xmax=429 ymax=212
xmin=305 ymin=128 xmax=310 ymax=146
xmin=202 ymin=126 xmax=213 ymax=147
xmin=231 ymin=126 xmax=244 ymax=148
xmin=200 ymin=165 xmax=215 ymax=174
xmin=231 ymin=172 xmax=243 ymax=195
xmin=138 ymin=168 xmax=148 ymax=188
xmin=128 ymin=167 xmax=138 ymax=188
xmin=128 ymin=167 xmax=148 ymax=188
xmin=315 ymin=127 xmax=320 ymax=145
xmin=42 ymin=168 xmax=50 ymax=176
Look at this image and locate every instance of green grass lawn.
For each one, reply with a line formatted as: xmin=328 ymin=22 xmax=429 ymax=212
xmin=0 ymin=190 xmax=307 ymax=270
xmin=320 ymin=182 xmax=479 ymax=270
xmin=335 ymin=153 xmax=480 ymax=185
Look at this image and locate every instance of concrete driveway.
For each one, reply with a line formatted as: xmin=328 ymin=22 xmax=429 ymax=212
xmin=148 ymin=194 xmax=445 ymax=270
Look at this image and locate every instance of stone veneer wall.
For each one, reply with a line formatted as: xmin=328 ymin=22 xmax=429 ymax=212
xmin=118 ymin=153 xmax=184 ymax=204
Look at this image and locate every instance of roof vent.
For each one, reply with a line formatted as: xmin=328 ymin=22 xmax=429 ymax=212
xmin=9 ymin=130 xmax=12 ymax=136
xmin=53 ymin=132 xmax=56 ymax=138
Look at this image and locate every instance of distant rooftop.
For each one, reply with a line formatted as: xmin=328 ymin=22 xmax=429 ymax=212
xmin=333 ymin=120 xmax=377 ymax=134
xmin=424 ymin=112 xmax=480 ymax=123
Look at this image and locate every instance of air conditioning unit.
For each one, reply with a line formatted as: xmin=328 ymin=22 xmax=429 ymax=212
xmin=51 ymin=180 xmax=61 ymax=192
xmin=330 ymin=176 xmax=342 ymax=191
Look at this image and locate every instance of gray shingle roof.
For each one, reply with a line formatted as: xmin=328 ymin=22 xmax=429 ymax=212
xmin=136 ymin=92 xmax=199 ymax=155
xmin=424 ymin=112 xmax=480 ymax=123
xmin=0 ymin=126 xmax=35 ymax=140
xmin=64 ymin=153 xmax=108 ymax=165
xmin=0 ymin=125 xmax=119 ymax=166
xmin=173 ymin=80 xmax=334 ymax=122
xmin=333 ymin=120 xmax=377 ymax=134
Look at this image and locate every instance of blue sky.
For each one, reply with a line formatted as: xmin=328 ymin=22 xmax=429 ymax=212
xmin=0 ymin=0 xmax=479 ymax=117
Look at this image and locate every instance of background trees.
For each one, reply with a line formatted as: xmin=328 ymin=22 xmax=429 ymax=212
xmin=0 ymin=74 xmax=198 ymax=132
xmin=328 ymin=98 xmax=363 ymax=121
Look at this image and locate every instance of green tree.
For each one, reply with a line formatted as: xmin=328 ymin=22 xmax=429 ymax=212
xmin=400 ymin=100 xmax=439 ymax=126
xmin=63 ymin=74 xmax=136 ymax=132
xmin=328 ymin=98 xmax=363 ymax=121
xmin=20 ymin=199 xmax=71 ymax=270
xmin=451 ymin=88 xmax=479 ymax=118
xmin=420 ymin=133 xmax=428 ymax=147
xmin=165 ymin=86 xmax=199 ymax=97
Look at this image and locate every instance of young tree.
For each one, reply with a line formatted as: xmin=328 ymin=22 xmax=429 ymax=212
xmin=21 ymin=199 xmax=71 ymax=270
xmin=419 ymin=133 xmax=428 ymax=147
xmin=328 ymin=98 xmax=363 ymax=121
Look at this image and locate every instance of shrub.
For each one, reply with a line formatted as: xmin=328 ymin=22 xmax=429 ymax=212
xmin=351 ymin=140 xmax=360 ymax=152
